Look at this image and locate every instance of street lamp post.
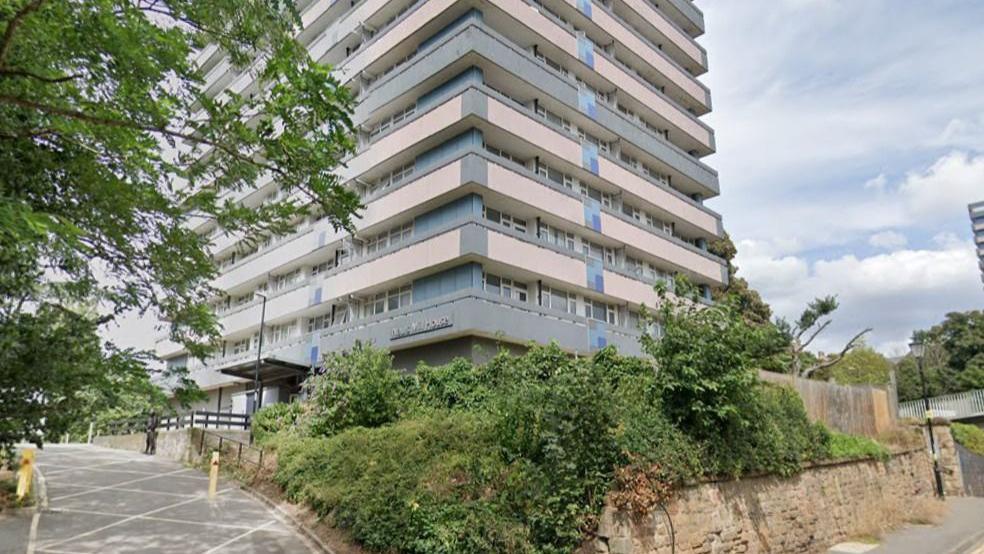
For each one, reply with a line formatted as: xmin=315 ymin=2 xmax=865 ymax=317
xmin=253 ymin=292 xmax=267 ymax=415
xmin=910 ymin=338 xmax=945 ymax=498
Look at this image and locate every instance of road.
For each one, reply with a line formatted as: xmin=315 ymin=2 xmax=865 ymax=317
xmin=0 ymin=444 xmax=319 ymax=554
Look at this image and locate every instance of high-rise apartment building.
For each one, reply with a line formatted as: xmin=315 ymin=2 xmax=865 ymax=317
xmin=157 ymin=0 xmax=728 ymax=412
xmin=971 ymin=201 xmax=984 ymax=287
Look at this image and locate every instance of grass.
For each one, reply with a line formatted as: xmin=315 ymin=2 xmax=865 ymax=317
xmin=951 ymin=423 xmax=984 ymax=456
xmin=850 ymin=497 xmax=947 ymax=542
xmin=828 ymin=432 xmax=891 ymax=461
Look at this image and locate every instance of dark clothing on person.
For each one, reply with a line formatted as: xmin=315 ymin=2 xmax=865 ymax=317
xmin=144 ymin=413 xmax=159 ymax=455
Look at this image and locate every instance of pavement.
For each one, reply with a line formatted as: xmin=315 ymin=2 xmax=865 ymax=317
xmin=829 ymin=497 xmax=984 ymax=554
xmin=0 ymin=444 xmax=319 ymax=554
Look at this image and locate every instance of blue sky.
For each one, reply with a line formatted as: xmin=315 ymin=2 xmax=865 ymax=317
xmin=700 ymin=0 xmax=984 ymax=355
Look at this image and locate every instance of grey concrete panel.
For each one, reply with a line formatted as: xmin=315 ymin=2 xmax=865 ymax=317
xmin=459 ymin=153 xmax=488 ymax=185
xmin=360 ymin=22 xmax=719 ymax=194
xmin=458 ymin=223 xmax=488 ymax=257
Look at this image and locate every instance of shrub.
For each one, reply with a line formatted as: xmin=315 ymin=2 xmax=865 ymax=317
xmin=275 ymin=412 xmax=531 ymax=553
xmin=492 ymin=344 xmax=621 ymax=552
xmin=412 ymin=358 xmax=490 ymax=412
xmin=300 ymin=342 xmax=405 ymax=437
xmin=952 ymin=422 xmax=984 ymax=456
xmin=251 ymin=402 xmax=303 ymax=445
xmin=828 ymin=431 xmax=891 ymax=461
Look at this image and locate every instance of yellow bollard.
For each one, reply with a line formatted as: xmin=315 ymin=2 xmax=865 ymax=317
xmin=16 ymin=448 xmax=35 ymax=501
xmin=208 ymin=451 xmax=219 ymax=499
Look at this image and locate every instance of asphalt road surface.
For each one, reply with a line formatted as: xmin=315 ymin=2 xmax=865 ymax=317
xmin=0 ymin=444 xmax=318 ymax=554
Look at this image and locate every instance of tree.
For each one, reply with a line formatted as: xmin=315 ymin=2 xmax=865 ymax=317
xmin=0 ymin=1 xmax=358 ymax=451
xmin=812 ymin=345 xmax=892 ymax=386
xmin=0 ymin=306 xmax=168 ymax=460
xmin=708 ymin=233 xmax=773 ymax=326
xmin=930 ymin=310 xmax=984 ymax=391
xmin=776 ymin=296 xmax=871 ymax=378
xmin=896 ymin=310 xmax=984 ymax=401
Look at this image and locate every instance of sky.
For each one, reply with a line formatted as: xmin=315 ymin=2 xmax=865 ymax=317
xmin=699 ymin=0 xmax=984 ymax=356
xmin=105 ymin=0 xmax=984 ymax=358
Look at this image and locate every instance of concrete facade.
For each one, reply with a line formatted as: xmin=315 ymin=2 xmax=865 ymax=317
xmin=971 ymin=201 xmax=984 ymax=287
xmin=157 ymin=0 xmax=726 ymax=409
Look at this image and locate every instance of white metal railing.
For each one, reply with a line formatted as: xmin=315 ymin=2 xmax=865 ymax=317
xmin=899 ymin=389 xmax=984 ymax=420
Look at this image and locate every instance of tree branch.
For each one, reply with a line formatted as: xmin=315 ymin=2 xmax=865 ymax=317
xmin=0 ymin=0 xmax=46 ymax=67
xmin=800 ymin=327 xmax=872 ymax=378
xmin=799 ymin=319 xmax=832 ymax=351
xmin=0 ymin=94 xmax=286 ymax=177
xmin=0 ymin=68 xmax=82 ymax=83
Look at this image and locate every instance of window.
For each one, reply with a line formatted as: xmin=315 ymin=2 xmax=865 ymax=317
xmin=364 ymin=285 xmax=412 ymax=317
xmin=365 ymin=222 xmax=413 ymax=254
xmin=582 ymin=240 xmax=616 ymax=265
xmin=311 ymin=260 xmax=334 ymax=276
xmin=541 ymin=285 xmax=576 ymax=314
xmin=307 ymin=314 xmax=330 ymax=333
xmin=270 ymin=269 xmax=301 ymax=292
xmin=484 ymin=143 xmax=526 ymax=166
xmin=585 ymin=299 xmax=617 ymax=324
xmin=230 ymin=338 xmax=251 ymax=356
xmin=374 ymin=162 xmax=415 ymax=191
xmin=484 ymin=207 xmax=527 ymax=234
xmin=535 ymin=104 xmax=573 ymax=133
xmin=268 ymin=322 xmax=297 ymax=344
xmin=484 ymin=273 xmax=528 ymax=302
xmin=233 ymin=292 xmax=254 ymax=307
xmin=369 ymin=103 xmax=416 ymax=138
xmin=540 ymin=222 xmax=577 ymax=252
xmin=580 ymin=183 xmax=614 ymax=208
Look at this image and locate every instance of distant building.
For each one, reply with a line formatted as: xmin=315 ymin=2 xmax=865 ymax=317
xmin=972 ymin=201 xmax=984 ymax=287
xmin=158 ymin=0 xmax=728 ymax=414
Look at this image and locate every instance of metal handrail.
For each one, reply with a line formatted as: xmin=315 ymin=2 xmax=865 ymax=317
xmin=198 ymin=428 xmax=265 ymax=472
xmin=899 ymin=389 xmax=984 ymax=420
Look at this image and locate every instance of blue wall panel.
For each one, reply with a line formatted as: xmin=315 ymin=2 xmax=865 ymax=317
xmin=416 ymin=129 xmax=484 ymax=172
xmin=413 ymin=193 xmax=483 ymax=235
xmin=412 ymin=263 xmax=483 ymax=303
xmin=577 ymin=35 xmax=595 ymax=68
xmin=586 ymin=257 xmax=605 ymax=293
xmin=418 ymin=9 xmax=483 ymax=52
xmin=581 ymin=142 xmax=599 ymax=174
xmin=417 ymin=67 xmax=484 ymax=111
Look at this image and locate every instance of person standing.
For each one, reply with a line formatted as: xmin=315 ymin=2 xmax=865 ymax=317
xmin=144 ymin=410 xmax=159 ymax=455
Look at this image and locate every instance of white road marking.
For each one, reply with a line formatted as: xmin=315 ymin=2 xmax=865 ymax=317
xmin=44 ymin=507 xmax=293 ymax=534
xmin=44 ymin=483 xmax=199 ymax=498
xmin=201 ymin=520 xmax=276 ymax=554
xmin=47 ymin=468 xmax=194 ymax=502
xmin=40 ymin=488 xmax=233 ymax=550
xmin=26 ymin=512 xmax=40 ymax=554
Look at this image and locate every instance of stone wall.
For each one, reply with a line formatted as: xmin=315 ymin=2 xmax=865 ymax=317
xmin=585 ymin=449 xmax=937 ymax=554
xmin=925 ymin=423 xmax=964 ymax=497
xmin=93 ymin=429 xmax=196 ymax=463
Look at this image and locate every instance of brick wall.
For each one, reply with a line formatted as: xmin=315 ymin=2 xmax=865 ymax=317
xmin=584 ymin=449 xmax=937 ymax=554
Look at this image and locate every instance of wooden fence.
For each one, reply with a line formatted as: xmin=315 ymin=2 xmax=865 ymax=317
xmin=759 ymin=371 xmax=896 ymax=438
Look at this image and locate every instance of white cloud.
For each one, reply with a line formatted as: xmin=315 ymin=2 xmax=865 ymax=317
xmin=868 ymin=231 xmax=907 ymax=249
xmin=863 ymin=174 xmax=887 ymax=191
xmin=934 ymin=116 xmax=984 ymax=151
xmin=737 ymin=240 xmax=982 ymax=354
xmin=897 ymin=151 xmax=984 ymax=221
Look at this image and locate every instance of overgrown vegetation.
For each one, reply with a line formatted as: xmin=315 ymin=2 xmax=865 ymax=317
xmin=251 ymin=402 xmax=303 ymax=446
xmin=828 ymin=431 xmax=891 ymax=461
xmin=266 ymin=281 xmax=894 ymax=553
xmin=952 ymin=422 xmax=984 ymax=457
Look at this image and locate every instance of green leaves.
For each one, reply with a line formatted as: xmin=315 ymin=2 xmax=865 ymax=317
xmin=0 ymin=0 xmax=358 ymax=449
